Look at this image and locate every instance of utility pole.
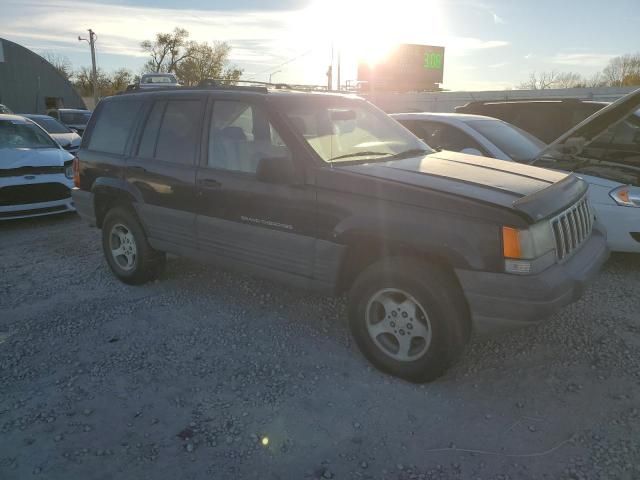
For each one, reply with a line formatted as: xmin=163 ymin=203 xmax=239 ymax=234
xmin=78 ymin=29 xmax=98 ymax=106
xmin=336 ymin=49 xmax=341 ymax=91
xmin=269 ymin=70 xmax=281 ymax=83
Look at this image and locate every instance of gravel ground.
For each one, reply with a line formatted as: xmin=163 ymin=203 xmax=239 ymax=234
xmin=1 ymin=213 xmax=639 ymax=480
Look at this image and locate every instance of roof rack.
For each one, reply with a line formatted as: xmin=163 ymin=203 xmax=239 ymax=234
xmin=116 ymin=78 xmax=358 ymax=96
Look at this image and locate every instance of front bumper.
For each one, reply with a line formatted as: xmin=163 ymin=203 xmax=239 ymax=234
xmin=456 ymin=228 xmax=609 ymax=335
xmin=0 ymin=175 xmax=75 ymax=220
xmin=591 ymin=202 xmax=640 ymax=253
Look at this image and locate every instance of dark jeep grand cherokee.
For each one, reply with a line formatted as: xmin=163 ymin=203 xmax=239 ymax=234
xmin=72 ymin=85 xmax=608 ymax=382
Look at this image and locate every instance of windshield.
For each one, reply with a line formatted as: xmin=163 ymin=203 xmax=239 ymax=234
xmin=278 ymin=98 xmax=431 ymax=163
xmin=0 ymin=119 xmax=58 ymax=149
xmin=29 ymin=116 xmax=72 ymax=134
xmin=60 ymin=111 xmax=91 ymax=125
xmin=466 ymin=119 xmax=545 ymax=162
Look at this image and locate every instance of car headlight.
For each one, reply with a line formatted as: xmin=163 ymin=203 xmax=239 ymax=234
xmin=65 ymin=163 xmax=74 ymax=179
xmin=502 ymin=221 xmax=556 ymax=274
xmin=609 ymin=185 xmax=640 ymax=207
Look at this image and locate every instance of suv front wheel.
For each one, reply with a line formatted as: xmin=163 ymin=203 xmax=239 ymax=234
xmin=102 ymin=206 xmax=166 ymax=285
xmin=348 ymin=258 xmax=470 ymax=382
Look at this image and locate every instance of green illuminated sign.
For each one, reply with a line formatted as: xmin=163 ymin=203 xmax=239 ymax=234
xmin=424 ymin=52 xmax=443 ymax=70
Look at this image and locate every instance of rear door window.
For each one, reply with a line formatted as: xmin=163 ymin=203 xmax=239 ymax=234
xmin=154 ymin=100 xmax=204 ymax=164
xmin=88 ymin=100 xmax=143 ymax=155
xmin=137 ymin=101 xmax=166 ymax=158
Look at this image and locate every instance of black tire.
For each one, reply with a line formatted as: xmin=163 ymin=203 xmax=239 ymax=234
xmin=101 ymin=206 xmax=165 ymax=285
xmin=348 ymin=257 xmax=470 ymax=383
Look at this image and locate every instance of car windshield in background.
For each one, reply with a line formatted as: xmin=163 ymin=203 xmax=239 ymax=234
xmin=61 ymin=112 xmax=91 ymax=125
xmin=142 ymin=75 xmax=176 ymax=84
xmin=30 ymin=117 xmax=71 ymax=134
xmin=0 ymin=119 xmax=58 ymax=149
xmin=466 ymin=119 xmax=546 ymax=162
xmin=280 ymin=99 xmax=431 ymax=163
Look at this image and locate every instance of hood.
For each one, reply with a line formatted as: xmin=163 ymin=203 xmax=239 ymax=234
xmin=535 ymin=87 xmax=640 ymax=160
xmin=49 ymin=132 xmax=82 ymax=148
xmin=0 ymin=148 xmax=74 ymax=169
xmin=337 ymin=150 xmax=585 ymax=221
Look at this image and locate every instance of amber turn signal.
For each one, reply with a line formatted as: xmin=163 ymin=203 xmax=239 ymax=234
xmin=502 ymin=226 xmax=522 ymax=259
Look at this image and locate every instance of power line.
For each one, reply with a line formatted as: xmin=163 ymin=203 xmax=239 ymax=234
xmin=245 ymin=48 xmax=316 ymax=80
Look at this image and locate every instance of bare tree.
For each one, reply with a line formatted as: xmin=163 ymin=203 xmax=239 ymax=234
xmin=518 ymin=71 xmax=560 ymax=90
xmin=602 ymin=54 xmax=640 ymax=87
xmin=141 ymin=27 xmax=193 ymax=73
xmin=602 ymin=53 xmax=640 ymax=86
xmin=42 ymin=52 xmax=73 ymax=81
xmin=554 ymin=72 xmax=585 ymax=88
xmin=584 ymin=72 xmax=607 ymax=88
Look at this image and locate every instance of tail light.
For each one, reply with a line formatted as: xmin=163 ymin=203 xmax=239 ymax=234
xmin=72 ymin=156 xmax=80 ymax=188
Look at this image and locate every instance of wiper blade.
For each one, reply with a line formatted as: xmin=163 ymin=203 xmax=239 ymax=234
xmin=329 ymin=151 xmax=391 ymax=161
xmin=386 ymin=148 xmax=430 ymax=159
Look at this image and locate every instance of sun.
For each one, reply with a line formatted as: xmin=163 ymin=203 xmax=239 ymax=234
xmin=278 ymin=0 xmax=447 ymax=85
xmin=302 ymin=0 xmax=447 ymax=66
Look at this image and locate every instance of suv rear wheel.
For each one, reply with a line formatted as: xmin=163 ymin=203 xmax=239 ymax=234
xmin=102 ymin=207 xmax=165 ymax=285
xmin=348 ymin=258 xmax=470 ymax=382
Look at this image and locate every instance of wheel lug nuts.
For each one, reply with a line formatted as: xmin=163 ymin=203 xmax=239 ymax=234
xmin=402 ymin=312 xmax=408 ymax=318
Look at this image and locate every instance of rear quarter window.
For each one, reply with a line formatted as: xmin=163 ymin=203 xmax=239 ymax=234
xmin=87 ymin=100 xmax=143 ymax=155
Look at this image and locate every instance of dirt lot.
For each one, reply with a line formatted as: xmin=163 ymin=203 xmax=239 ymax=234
xmin=1 ymin=213 xmax=639 ymax=480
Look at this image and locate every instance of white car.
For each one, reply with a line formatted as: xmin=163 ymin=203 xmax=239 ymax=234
xmin=392 ymin=89 xmax=640 ymax=253
xmin=138 ymin=73 xmax=179 ymax=89
xmin=0 ymin=114 xmax=76 ymax=220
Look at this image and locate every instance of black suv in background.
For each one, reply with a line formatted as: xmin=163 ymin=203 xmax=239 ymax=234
xmin=455 ymin=98 xmax=633 ymax=143
xmin=72 ymin=84 xmax=608 ymax=382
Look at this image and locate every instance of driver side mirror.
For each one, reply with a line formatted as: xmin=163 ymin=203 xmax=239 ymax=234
xmin=256 ymin=156 xmax=296 ymax=184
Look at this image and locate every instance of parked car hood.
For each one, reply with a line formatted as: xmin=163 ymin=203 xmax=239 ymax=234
xmin=531 ymin=88 xmax=640 ymax=186
xmin=336 ymin=150 xmax=585 ymax=221
xmin=536 ymin=88 xmax=640 ymax=158
xmin=49 ymin=132 xmax=82 ymax=149
xmin=0 ymin=148 xmax=74 ymax=169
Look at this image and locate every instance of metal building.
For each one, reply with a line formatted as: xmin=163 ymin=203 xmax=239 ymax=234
xmin=0 ymin=37 xmax=86 ymax=113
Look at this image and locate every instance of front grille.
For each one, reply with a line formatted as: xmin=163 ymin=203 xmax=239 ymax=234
xmin=0 ymin=183 xmax=71 ymax=206
xmin=551 ymin=195 xmax=594 ymax=262
xmin=0 ymin=166 xmax=64 ymax=177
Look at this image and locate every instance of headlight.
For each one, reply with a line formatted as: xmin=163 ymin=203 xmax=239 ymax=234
xmin=65 ymin=163 xmax=74 ymax=179
xmin=502 ymin=222 xmax=556 ymax=274
xmin=610 ymin=185 xmax=640 ymax=207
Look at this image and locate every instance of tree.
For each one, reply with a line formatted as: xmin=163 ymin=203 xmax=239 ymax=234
xmin=175 ymin=41 xmax=242 ymax=86
xmin=518 ymin=71 xmax=560 ymax=90
xmin=110 ymin=68 xmax=134 ymax=93
xmin=602 ymin=53 xmax=640 ymax=87
xmin=518 ymin=71 xmax=588 ymax=89
xmin=554 ymin=72 xmax=585 ymax=89
xmin=141 ymin=27 xmax=193 ymax=73
xmin=42 ymin=52 xmax=73 ymax=81
xmin=73 ymin=66 xmax=111 ymax=97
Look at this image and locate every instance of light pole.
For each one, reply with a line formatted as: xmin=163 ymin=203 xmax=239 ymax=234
xmin=269 ymin=70 xmax=281 ymax=84
xmin=78 ymin=29 xmax=98 ymax=106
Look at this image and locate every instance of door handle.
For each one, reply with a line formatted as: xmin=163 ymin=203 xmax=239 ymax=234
xmin=198 ymin=178 xmax=222 ymax=188
xmin=129 ymin=166 xmax=147 ymax=173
